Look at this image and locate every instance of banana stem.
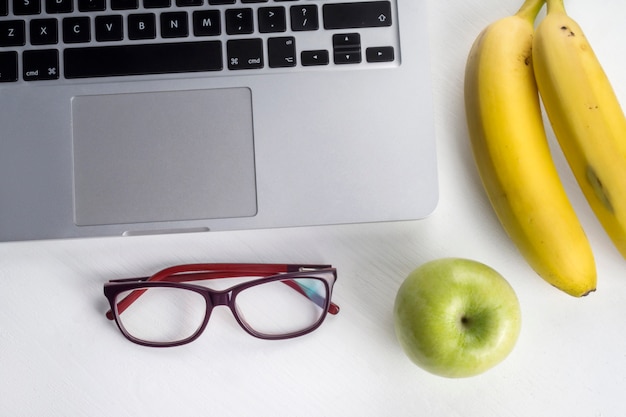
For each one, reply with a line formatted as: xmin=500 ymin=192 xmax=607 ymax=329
xmin=516 ymin=0 xmax=546 ymax=22
xmin=545 ymin=0 xmax=566 ymax=14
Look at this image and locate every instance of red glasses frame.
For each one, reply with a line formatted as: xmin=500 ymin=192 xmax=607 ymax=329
xmin=103 ymin=263 xmax=339 ymax=347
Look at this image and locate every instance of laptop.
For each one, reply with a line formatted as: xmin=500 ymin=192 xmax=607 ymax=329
xmin=0 ymin=0 xmax=438 ymax=241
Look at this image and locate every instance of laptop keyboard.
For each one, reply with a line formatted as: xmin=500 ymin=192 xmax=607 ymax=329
xmin=0 ymin=0 xmax=398 ymax=82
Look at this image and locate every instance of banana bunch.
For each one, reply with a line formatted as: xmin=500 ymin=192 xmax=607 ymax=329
xmin=464 ymin=0 xmax=605 ymax=297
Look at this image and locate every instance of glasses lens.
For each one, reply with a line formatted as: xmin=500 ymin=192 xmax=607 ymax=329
xmin=235 ymin=277 xmax=329 ymax=338
xmin=115 ymin=287 xmax=207 ymax=345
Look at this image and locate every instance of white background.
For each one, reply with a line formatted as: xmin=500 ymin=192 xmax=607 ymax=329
xmin=2 ymin=0 xmax=626 ymax=415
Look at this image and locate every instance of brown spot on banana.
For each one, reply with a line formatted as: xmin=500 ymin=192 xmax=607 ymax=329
xmin=586 ymin=166 xmax=614 ymax=213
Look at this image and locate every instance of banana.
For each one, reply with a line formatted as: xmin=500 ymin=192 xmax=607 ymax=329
xmin=464 ymin=0 xmax=596 ymax=296
xmin=533 ymin=0 xmax=626 ymax=259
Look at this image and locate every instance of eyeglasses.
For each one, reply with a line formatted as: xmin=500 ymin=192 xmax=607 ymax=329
xmin=103 ymin=263 xmax=339 ymax=347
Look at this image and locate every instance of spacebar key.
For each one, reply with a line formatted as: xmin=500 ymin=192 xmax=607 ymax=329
xmin=64 ymin=41 xmax=223 ymax=79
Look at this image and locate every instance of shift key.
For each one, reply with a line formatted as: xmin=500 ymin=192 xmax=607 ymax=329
xmin=323 ymin=1 xmax=392 ymax=29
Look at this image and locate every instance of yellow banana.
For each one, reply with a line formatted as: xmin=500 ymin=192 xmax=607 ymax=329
xmin=533 ymin=0 xmax=626 ymax=259
xmin=464 ymin=0 xmax=596 ymax=297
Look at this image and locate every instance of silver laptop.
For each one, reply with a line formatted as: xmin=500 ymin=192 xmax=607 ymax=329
xmin=0 ymin=0 xmax=438 ymax=241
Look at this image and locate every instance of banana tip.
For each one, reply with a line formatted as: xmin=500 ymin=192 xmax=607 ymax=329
xmin=579 ymin=288 xmax=596 ymax=297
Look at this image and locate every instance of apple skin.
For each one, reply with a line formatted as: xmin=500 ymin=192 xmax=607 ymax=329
xmin=394 ymin=258 xmax=521 ymax=378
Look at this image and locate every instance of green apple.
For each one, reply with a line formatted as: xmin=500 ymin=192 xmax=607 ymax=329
xmin=393 ymin=258 xmax=521 ymax=378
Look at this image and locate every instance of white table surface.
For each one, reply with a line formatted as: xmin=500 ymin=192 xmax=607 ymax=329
xmin=2 ymin=1 xmax=626 ymax=416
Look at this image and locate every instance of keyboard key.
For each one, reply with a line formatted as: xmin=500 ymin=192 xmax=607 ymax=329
xmin=366 ymin=46 xmax=394 ymax=63
xmin=161 ymin=12 xmax=188 ymax=38
xmin=144 ymin=0 xmax=170 ymax=8
xmin=193 ymin=10 xmax=220 ymax=36
xmin=333 ymin=32 xmax=360 ymax=49
xmin=1 ymin=0 xmax=8 ymax=15
xmin=0 ymin=20 xmax=25 ymax=46
xmin=0 ymin=51 xmax=18 ymax=82
xmin=208 ymin=0 xmax=233 ymax=4
xmin=268 ymin=36 xmax=295 ymax=68
xmin=225 ymin=8 xmax=253 ymax=35
xmin=63 ymin=16 xmax=90 ymax=43
xmin=13 ymin=0 xmax=40 ymax=15
xmin=95 ymin=15 xmax=123 ymax=41
xmin=30 ymin=18 xmax=58 ymax=45
xmin=290 ymin=5 xmax=318 ymax=31
xmin=128 ymin=13 xmax=156 ymax=40
xmin=78 ymin=0 xmax=105 ymax=12
xmin=323 ymin=1 xmax=392 ymax=30
xmin=46 ymin=0 xmax=72 ymax=14
xmin=227 ymin=38 xmax=263 ymax=70
xmin=64 ymin=41 xmax=223 ymax=78
xmin=332 ymin=33 xmax=361 ymax=65
xmin=23 ymin=49 xmax=59 ymax=81
xmin=176 ymin=0 xmax=202 ymax=6
xmin=111 ymin=0 xmax=138 ymax=9
xmin=334 ymin=50 xmax=361 ymax=64
xmin=258 ymin=6 xmax=286 ymax=33
xmin=301 ymin=49 xmax=328 ymax=66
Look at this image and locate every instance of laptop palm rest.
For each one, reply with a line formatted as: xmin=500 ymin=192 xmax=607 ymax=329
xmin=71 ymin=88 xmax=258 ymax=227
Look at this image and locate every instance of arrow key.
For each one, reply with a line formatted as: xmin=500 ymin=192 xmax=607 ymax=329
xmin=333 ymin=49 xmax=361 ymax=65
xmin=366 ymin=46 xmax=394 ymax=63
xmin=301 ymin=49 xmax=329 ymax=66
xmin=332 ymin=32 xmax=361 ymax=65
xmin=332 ymin=32 xmax=360 ymax=49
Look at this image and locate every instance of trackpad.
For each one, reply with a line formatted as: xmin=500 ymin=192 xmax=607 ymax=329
xmin=71 ymin=88 xmax=257 ymax=226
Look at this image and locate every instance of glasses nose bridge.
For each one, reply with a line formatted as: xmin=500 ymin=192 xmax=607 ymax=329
xmin=208 ymin=289 xmax=232 ymax=308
